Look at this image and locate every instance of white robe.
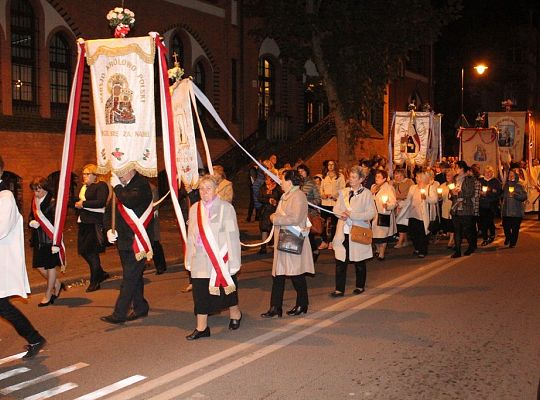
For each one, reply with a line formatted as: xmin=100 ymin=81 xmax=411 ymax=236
xmin=0 ymin=190 xmax=30 ymax=298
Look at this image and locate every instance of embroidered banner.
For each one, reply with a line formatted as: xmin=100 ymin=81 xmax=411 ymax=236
xmin=393 ymin=111 xmax=431 ymax=166
xmin=459 ymin=128 xmax=499 ymax=174
xmin=488 ymin=111 xmax=526 ymax=162
xmin=86 ymin=36 xmax=157 ymax=177
xmin=170 ymin=80 xmax=200 ymax=187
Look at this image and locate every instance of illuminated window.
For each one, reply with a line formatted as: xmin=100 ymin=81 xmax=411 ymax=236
xmin=258 ymin=57 xmax=274 ymax=120
xmin=11 ymin=0 xmax=37 ymax=108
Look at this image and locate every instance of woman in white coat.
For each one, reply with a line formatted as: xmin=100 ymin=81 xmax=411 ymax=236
xmin=370 ymin=170 xmax=397 ymax=260
xmin=184 ymin=175 xmax=242 ymax=340
xmin=400 ymin=171 xmax=439 ymax=258
xmin=261 ymin=170 xmax=314 ymax=318
xmin=0 ymin=183 xmax=46 ymax=359
xmin=330 ymin=166 xmax=376 ymax=297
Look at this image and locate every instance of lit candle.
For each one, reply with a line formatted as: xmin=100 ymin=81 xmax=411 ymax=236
xmin=381 ymin=194 xmax=389 ymax=204
xmin=448 ymin=183 xmax=455 ymax=190
xmin=482 ymin=186 xmax=488 ymax=193
xmin=420 ymin=188 xmax=426 ymax=195
xmin=437 ymin=187 xmax=443 ymax=195
xmin=508 ymin=186 xmax=515 ymax=193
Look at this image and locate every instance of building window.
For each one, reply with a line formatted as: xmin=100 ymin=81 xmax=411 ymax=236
xmin=171 ymin=34 xmax=184 ymax=68
xmin=194 ymin=61 xmax=206 ymax=93
xmin=50 ymin=33 xmax=71 ymax=114
xmin=11 ymin=0 xmax=38 ymax=110
xmin=258 ymin=57 xmax=274 ymax=120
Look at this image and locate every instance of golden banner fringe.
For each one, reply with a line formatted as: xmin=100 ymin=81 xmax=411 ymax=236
xmin=96 ymin=162 xmax=157 ymax=178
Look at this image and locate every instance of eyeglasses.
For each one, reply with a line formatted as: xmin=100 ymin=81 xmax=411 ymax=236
xmin=82 ymin=172 xmax=93 ymax=176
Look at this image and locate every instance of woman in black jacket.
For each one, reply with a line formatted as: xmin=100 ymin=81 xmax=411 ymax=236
xmin=75 ymin=164 xmax=110 ymax=292
xmin=257 ymin=175 xmax=282 ymax=254
xmin=479 ymin=165 xmax=502 ymax=245
xmin=28 ymin=177 xmax=64 ymax=306
xmin=501 ymin=169 xmax=528 ymax=248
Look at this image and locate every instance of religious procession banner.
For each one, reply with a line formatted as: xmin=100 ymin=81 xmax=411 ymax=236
xmin=488 ymin=111 xmax=526 ymax=163
xmin=427 ymin=113 xmax=442 ymax=165
xmin=86 ymin=36 xmax=157 ymax=177
xmin=459 ymin=128 xmax=499 ymax=174
xmin=393 ymin=111 xmax=431 ymax=166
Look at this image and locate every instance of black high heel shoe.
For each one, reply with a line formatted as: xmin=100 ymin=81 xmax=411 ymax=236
xmin=286 ymin=305 xmax=308 ymax=316
xmin=54 ymin=282 xmax=66 ymax=300
xmin=38 ymin=297 xmax=54 ymax=307
xmin=261 ymin=306 xmax=283 ymax=318
xmin=229 ymin=313 xmax=242 ymax=330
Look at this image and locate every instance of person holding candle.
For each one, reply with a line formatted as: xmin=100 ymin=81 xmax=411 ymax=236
xmin=392 ymin=169 xmax=414 ymax=248
xmin=479 ymin=165 xmax=502 ymax=246
xmin=439 ymin=170 xmax=456 ymax=249
xmin=370 ymin=170 xmax=397 ymax=261
xmin=449 ymin=161 xmax=480 ymax=258
xmin=399 ymin=171 xmax=439 ymax=258
xmin=501 ymin=169 xmax=527 ymax=248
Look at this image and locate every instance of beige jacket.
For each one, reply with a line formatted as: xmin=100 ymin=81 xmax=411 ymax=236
xmin=272 ymin=187 xmax=314 ymax=276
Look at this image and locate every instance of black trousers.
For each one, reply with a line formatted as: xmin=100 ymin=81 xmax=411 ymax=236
xmin=80 ymin=252 xmax=106 ymax=285
xmin=270 ymin=275 xmax=308 ymax=308
xmin=152 ymin=240 xmax=167 ymax=272
xmin=502 ymin=216 xmax=522 ymax=246
xmin=0 ymin=297 xmax=43 ymax=344
xmin=452 ymin=215 xmax=475 ymax=254
xmin=408 ymin=217 xmax=429 ymax=255
xmin=479 ymin=208 xmax=496 ymax=240
xmin=112 ymin=250 xmax=149 ymax=319
xmin=335 ymin=234 xmax=366 ymax=292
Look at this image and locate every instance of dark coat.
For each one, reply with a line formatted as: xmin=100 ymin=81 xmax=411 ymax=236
xmin=78 ymin=181 xmax=109 ymax=225
xmin=29 ymin=192 xmax=56 ymax=248
xmin=258 ymin=184 xmax=282 ymax=232
xmin=107 ymin=172 xmax=154 ymax=251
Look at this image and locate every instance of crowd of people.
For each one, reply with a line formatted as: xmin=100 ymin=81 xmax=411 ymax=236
xmin=1 ymin=150 xmax=538 ymax=355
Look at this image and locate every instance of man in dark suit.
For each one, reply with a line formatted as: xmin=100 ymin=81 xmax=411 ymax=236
xmin=101 ymin=169 xmax=154 ymax=324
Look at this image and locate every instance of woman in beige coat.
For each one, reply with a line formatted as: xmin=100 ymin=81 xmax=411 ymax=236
xmin=184 ymin=175 xmax=242 ymax=340
xmin=261 ymin=170 xmax=314 ymax=318
xmin=370 ymin=170 xmax=397 ymax=261
xmin=331 ymin=166 xmax=376 ymax=297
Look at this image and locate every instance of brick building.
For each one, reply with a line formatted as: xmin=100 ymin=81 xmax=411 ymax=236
xmin=0 ymin=0 xmax=432 ymax=213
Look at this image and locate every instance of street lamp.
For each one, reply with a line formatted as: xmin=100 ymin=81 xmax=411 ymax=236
xmin=459 ymin=64 xmax=488 ymax=127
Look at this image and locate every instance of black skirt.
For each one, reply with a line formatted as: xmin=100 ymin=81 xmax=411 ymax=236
xmin=397 ymin=223 xmax=408 ymax=233
xmin=192 ymin=275 xmax=239 ymax=315
xmin=32 ymin=244 xmax=61 ymax=269
xmin=78 ymin=223 xmax=105 ymax=254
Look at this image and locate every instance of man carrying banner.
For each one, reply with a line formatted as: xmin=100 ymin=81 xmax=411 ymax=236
xmin=101 ymin=168 xmax=154 ymax=324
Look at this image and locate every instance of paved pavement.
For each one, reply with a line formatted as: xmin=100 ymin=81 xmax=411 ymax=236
xmin=26 ymin=205 xmax=262 ymax=292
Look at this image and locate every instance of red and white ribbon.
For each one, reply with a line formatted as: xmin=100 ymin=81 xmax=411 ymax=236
xmin=197 ymin=201 xmax=235 ymax=295
xmin=116 ymin=199 xmax=154 ymax=261
xmin=52 ymin=39 xmax=86 ymax=272
xmin=33 ymin=197 xmax=66 ymax=266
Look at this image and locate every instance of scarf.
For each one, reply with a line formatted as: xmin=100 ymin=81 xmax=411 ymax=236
xmin=116 ymin=198 xmax=153 ymax=261
xmin=32 ymin=196 xmax=66 ymax=266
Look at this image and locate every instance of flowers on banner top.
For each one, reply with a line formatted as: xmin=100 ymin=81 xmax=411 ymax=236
xmin=106 ymin=7 xmax=135 ymax=38
xmin=168 ymin=52 xmax=185 ymax=82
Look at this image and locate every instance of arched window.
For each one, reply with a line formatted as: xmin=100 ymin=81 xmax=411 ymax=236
xmin=170 ymin=34 xmax=184 ymax=68
xmin=50 ymin=33 xmax=72 ymax=114
xmin=194 ymin=61 xmax=206 ymax=93
xmin=11 ymin=0 xmax=37 ymax=110
xmin=258 ymin=57 xmax=274 ymax=120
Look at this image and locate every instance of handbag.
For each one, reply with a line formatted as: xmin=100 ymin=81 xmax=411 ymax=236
xmin=277 ymin=228 xmax=304 ymax=255
xmin=377 ymin=213 xmax=391 ymax=227
xmin=308 ymin=212 xmax=324 ymax=235
xmin=350 ymin=225 xmax=372 ymax=245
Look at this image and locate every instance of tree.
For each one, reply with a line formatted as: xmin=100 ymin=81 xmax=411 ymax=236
xmin=246 ymin=0 xmax=462 ymax=166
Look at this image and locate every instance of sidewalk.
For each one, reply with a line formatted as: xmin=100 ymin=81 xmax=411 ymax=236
xmin=26 ymin=205 xmax=263 ymax=292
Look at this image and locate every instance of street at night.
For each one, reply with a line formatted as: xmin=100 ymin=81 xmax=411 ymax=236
xmin=1 ymin=211 xmax=539 ymax=399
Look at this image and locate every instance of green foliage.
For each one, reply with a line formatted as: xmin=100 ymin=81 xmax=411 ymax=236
xmin=246 ymin=0 xmax=462 ymax=119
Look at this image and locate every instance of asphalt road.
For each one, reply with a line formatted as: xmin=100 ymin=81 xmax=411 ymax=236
xmin=1 ymin=217 xmax=540 ymax=399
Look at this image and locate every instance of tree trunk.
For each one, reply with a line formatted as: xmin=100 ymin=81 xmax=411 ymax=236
xmin=311 ymin=32 xmax=356 ymax=168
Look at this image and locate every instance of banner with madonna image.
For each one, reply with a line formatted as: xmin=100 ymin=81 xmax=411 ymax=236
xmin=459 ymin=128 xmax=499 ymax=175
xmin=488 ymin=111 xmax=526 ymax=163
xmin=86 ymin=35 xmax=157 ymax=177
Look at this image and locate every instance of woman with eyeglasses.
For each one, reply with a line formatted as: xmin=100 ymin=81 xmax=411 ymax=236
xmin=28 ymin=177 xmax=64 ymax=306
xmin=74 ymin=164 xmax=110 ymax=292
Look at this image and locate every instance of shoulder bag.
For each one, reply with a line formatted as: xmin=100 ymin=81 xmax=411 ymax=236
xmin=350 ymin=225 xmax=373 ymax=245
xmin=277 ymin=228 xmax=304 ymax=255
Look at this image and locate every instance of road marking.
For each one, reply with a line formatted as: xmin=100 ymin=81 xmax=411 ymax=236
xmin=108 ymin=257 xmax=460 ymax=400
xmin=0 ymin=362 xmax=88 ymax=395
xmin=0 ymin=352 xmax=25 ymax=366
xmin=22 ymin=382 xmax=78 ymax=400
xmin=0 ymin=367 xmax=30 ymax=381
xmin=73 ymin=375 xmax=146 ymax=400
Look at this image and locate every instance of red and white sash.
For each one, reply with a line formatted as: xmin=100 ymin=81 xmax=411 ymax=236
xmin=32 ymin=197 xmax=66 ymax=267
xmin=197 ymin=201 xmax=236 ymax=295
xmin=116 ymin=199 xmax=154 ymax=261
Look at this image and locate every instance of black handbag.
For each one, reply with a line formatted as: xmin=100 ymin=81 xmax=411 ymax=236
xmin=377 ymin=213 xmax=391 ymax=227
xmin=277 ymin=228 xmax=304 ymax=255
